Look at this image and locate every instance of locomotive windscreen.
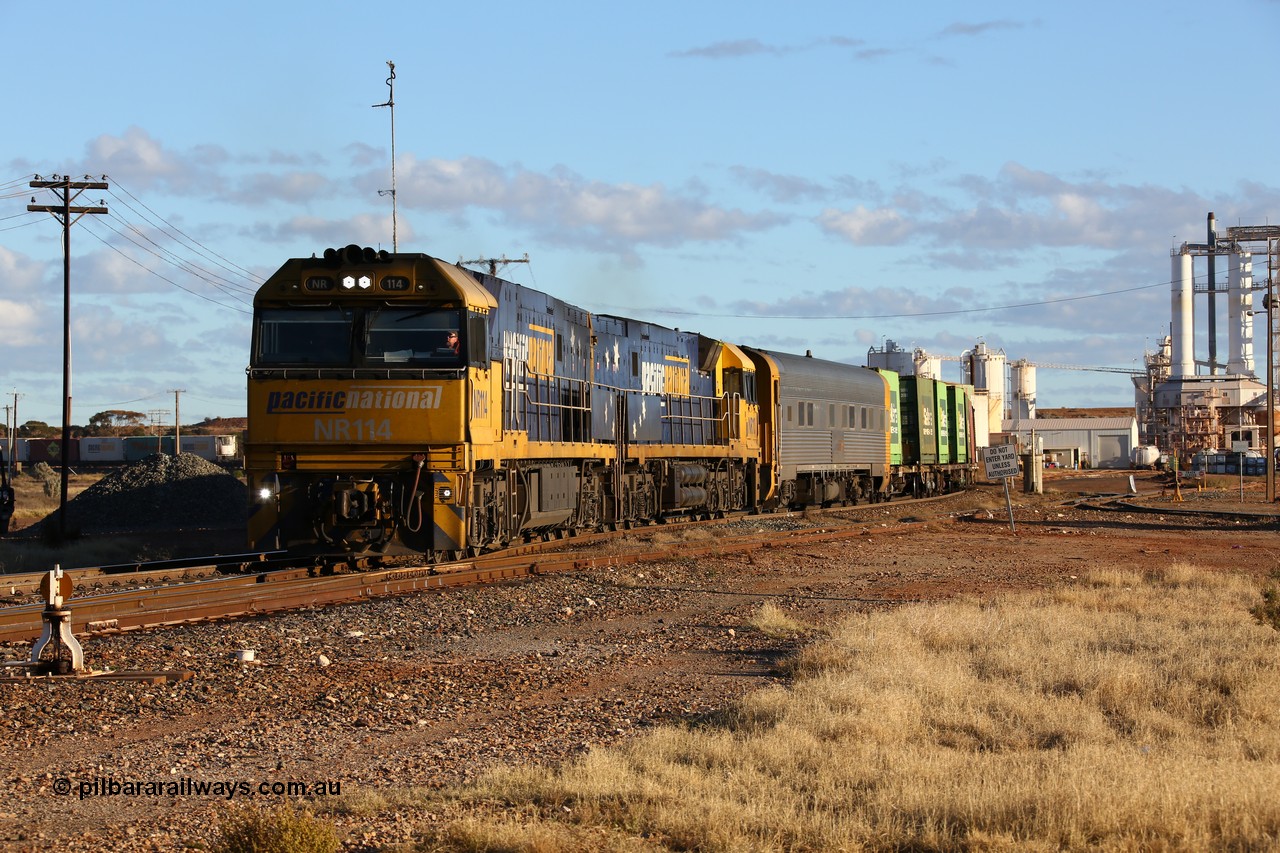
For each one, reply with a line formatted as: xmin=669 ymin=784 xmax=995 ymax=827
xmin=365 ymin=307 xmax=463 ymax=366
xmin=255 ymin=307 xmax=355 ymax=366
xmin=254 ymin=306 xmax=465 ymax=367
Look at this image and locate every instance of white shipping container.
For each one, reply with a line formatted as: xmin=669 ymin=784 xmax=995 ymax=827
xmin=179 ymin=435 xmax=218 ymax=461
xmin=80 ymin=436 xmax=126 ymax=463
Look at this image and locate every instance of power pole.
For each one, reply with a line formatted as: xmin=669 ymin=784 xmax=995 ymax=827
xmin=170 ymin=389 xmax=185 ymax=455
xmin=148 ymin=410 xmax=168 ymax=453
xmin=373 ymin=60 xmax=398 ymax=252
xmin=1268 ymin=260 xmax=1276 ymax=503
xmin=28 ymin=176 xmax=108 ymax=540
xmin=9 ymin=391 xmax=18 ymax=476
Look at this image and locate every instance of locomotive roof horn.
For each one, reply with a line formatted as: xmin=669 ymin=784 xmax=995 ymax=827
xmin=323 ymin=244 xmax=391 ymax=265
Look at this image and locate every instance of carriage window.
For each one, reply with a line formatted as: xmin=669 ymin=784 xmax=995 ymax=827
xmin=256 ymin=307 xmax=355 ymax=365
xmin=364 ymin=307 xmax=463 ymax=366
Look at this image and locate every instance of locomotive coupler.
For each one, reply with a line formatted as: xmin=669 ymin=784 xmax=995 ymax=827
xmin=28 ymin=565 xmax=85 ymax=676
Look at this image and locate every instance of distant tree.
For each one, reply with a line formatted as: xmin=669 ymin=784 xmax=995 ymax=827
xmin=18 ymin=420 xmax=55 ymax=438
xmin=87 ymin=410 xmax=148 ymax=436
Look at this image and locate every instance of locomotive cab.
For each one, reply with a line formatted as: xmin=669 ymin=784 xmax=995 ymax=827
xmin=245 ymin=245 xmax=498 ymax=560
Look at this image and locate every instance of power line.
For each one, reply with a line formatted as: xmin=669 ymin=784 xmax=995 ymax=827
xmin=107 ymin=179 xmax=258 ymax=283
xmin=99 ymin=195 xmax=257 ymax=295
xmin=78 ymin=223 xmax=252 ymax=315
xmin=83 ymin=216 xmax=253 ymax=305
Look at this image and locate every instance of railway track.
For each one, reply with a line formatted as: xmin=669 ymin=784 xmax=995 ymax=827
xmin=0 ymin=496 xmax=963 ymax=647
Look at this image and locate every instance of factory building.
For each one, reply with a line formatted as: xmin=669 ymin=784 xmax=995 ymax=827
xmin=870 ymin=216 xmax=1279 ymax=472
xmin=1134 ymin=213 xmax=1280 ymax=463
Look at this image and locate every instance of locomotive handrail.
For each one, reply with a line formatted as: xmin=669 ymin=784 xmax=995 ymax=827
xmin=506 ymin=367 xmax=593 ymax=442
xmin=507 ymin=366 xmax=729 ymax=447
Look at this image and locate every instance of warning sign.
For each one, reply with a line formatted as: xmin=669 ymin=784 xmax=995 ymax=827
xmin=983 ymin=444 xmax=1020 ymax=479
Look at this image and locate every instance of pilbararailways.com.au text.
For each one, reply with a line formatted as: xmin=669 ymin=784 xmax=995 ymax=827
xmin=54 ymin=776 xmax=342 ymax=801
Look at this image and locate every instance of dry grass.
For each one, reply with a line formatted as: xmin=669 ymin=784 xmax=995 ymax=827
xmin=213 ymin=803 xmax=339 ymax=853
xmin=744 ymin=602 xmax=810 ymax=639
xmin=410 ymin=563 xmax=1280 ymax=852
xmin=5 ymin=469 xmax=97 ymax=527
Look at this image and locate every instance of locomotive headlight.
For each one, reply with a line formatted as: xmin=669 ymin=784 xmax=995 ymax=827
xmin=440 ymin=487 xmax=453 ymax=500
xmin=257 ymin=474 xmax=281 ymax=503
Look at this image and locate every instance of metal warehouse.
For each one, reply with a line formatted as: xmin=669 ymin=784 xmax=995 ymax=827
xmin=998 ymin=417 xmax=1139 ymax=470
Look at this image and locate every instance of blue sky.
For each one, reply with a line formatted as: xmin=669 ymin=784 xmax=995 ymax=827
xmin=3 ymin=0 xmax=1278 ymax=427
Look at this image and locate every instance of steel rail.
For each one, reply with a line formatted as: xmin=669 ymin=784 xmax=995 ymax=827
xmin=0 ymin=497 xmax=870 ymax=596
xmin=0 ymin=491 xmax=975 ymax=647
xmin=0 ymin=512 xmax=949 ymax=646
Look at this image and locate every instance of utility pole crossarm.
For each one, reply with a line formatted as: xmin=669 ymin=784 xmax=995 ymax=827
xmin=28 ymin=179 xmax=108 ymax=217
xmin=460 ymin=254 xmax=531 ymax=277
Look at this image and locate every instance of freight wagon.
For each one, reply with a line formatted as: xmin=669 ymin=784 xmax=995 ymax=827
xmin=4 ymin=435 xmax=240 ymax=468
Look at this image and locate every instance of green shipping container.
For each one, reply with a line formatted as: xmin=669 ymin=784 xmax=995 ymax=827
xmin=948 ymin=384 xmax=971 ymax=464
xmin=934 ymin=380 xmax=951 ymax=464
xmin=875 ymin=369 xmax=902 ymax=466
xmin=899 ymin=376 xmax=938 ymax=466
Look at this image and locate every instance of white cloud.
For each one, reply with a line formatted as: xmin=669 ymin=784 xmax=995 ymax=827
xmin=817 ymin=206 xmax=914 ymax=245
xmin=0 ymin=245 xmax=47 ymax=296
xmin=375 ymin=156 xmax=783 ymax=254
xmin=0 ymin=299 xmax=42 ymax=346
xmin=250 ymin=212 xmax=407 ymax=248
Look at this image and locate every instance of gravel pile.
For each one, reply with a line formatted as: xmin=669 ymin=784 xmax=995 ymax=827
xmin=31 ymin=454 xmax=247 ymax=535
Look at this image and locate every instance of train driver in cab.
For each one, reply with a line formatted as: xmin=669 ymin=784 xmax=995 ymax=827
xmin=445 ymin=330 xmax=461 ymax=355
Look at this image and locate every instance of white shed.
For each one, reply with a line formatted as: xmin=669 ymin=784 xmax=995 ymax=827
xmin=998 ymin=417 xmax=1139 ymax=469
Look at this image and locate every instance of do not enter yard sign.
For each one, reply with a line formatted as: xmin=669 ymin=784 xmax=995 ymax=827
xmin=983 ymin=444 xmax=1020 ymax=480
xmin=982 ymin=445 xmax=1021 ymax=532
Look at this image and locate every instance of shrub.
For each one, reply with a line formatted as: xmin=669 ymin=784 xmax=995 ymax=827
xmin=32 ymin=462 xmax=58 ymax=498
xmin=212 ymin=805 xmax=339 ymax=853
xmin=1252 ymin=570 xmax=1280 ymax=631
